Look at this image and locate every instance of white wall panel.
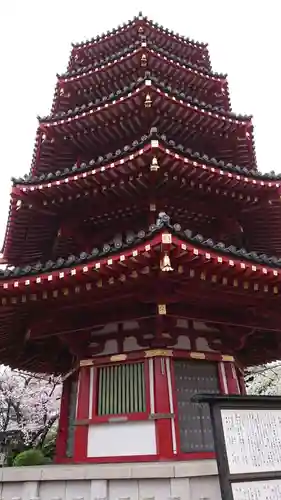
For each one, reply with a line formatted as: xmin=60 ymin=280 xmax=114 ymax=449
xmin=87 ymin=421 xmax=157 ymax=457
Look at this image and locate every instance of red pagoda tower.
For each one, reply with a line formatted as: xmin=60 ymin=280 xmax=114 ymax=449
xmin=1 ymin=14 xmax=281 ymax=466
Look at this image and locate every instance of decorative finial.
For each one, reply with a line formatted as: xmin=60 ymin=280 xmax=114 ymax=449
xmin=150 ymin=127 xmax=158 ymax=136
xmin=156 ymin=212 xmax=170 ymax=226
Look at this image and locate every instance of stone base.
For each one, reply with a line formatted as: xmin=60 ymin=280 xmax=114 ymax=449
xmin=0 ymin=460 xmax=221 ymax=500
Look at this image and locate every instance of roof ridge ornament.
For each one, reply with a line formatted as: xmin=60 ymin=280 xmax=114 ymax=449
xmin=156 ymin=212 xmax=171 ymax=227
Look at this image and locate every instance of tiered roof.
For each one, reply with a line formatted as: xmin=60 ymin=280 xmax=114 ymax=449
xmin=68 ymin=14 xmax=212 ymax=70
xmin=5 ymin=129 xmax=280 ymax=265
xmin=1 ymin=14 xmax=281 ymax=373
xmin=1 ymin=214 xmax=281 ymax=372
xmin=28 ymin=77 xmax=253 ymax=179
xmin=55 ymin=42 xmax=229 ymax=112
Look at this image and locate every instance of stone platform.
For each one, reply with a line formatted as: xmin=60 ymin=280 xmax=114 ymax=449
xmin=0 ymin=460 xmax=221 ymax=500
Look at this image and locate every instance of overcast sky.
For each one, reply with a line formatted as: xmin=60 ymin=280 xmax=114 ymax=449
xmin=0 ymin=0 xmax=279 ymax=247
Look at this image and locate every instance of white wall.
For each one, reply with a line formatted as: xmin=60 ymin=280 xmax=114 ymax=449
xmin=87 ymin=421 xmax=157 ymax=457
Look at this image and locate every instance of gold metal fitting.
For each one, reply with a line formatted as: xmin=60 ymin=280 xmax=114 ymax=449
xmin=145 ymin=93 xmax=152 ymax=108
xmin=150 ymin=156 xmax=159 ymax=171
xmin=141 ymin=54 xmax=147 ymax=67
xmin=160 ymin=253 xmax=174 ymax=272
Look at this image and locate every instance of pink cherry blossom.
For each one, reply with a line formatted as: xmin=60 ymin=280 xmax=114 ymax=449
xmin=0 ymin=366 xmax=61 ymax=447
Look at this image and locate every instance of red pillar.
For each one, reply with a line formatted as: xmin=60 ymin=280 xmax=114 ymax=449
xmin=153 ymin=357 xmax=174 ymax=459
xmin=218 ymin=362 xmax=228 ymax=394
xmin=225 ymin=362 xmax=241 ymax=394
xmin=55 ymin=377 xmax=71 ymax=463
xmin=73 ymin=367 xmax=90 ymax=462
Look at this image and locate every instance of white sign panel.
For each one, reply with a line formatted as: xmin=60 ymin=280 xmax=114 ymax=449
xmin=221 ymin=409 xmax=281 ymax=474
xmin=232 ymin=479 xmax=281 ymax=500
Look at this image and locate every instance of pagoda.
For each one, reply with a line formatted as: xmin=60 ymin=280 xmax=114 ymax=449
xmin=1 ymin=13 xmax=281 ymax=466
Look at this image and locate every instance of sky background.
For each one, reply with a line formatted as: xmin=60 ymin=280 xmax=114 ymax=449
xmin=0 ymin=0 xmax=279 ymax=248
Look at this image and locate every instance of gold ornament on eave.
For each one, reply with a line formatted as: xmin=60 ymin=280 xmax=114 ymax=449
xmin=145 ymin=93 xmax=152 ymax=107
xmin=160 ymin=253 xmax=173 ymax=272
xmin=150 ymin=156 xmax=159 ymax=171
xmin=141 ymin=54 xmax=147 ymax=67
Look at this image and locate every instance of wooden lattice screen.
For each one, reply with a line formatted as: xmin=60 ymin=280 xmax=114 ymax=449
xmin=97 ymin=362 xmax=146 ymax=416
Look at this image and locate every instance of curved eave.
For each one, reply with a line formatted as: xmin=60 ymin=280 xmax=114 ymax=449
xmin=2 ymin=199 xmax=57 ymax=264
xmin=31 ymin=82 xmax=253 ymax=177
xmin=63 ymin=43 xmax=224 ymax=83
xmin=1 ymin=233 xmax=165 ymax=293
xmin=13 ymin=138 xmax=281 ymax=193
xmin=72 ymin=16 xmax=206 ymax=51
xmin=1 ymin=200 xmax=13 ymax=256
xmin=0 ymin=304 xmax=72 ymax=373
xmin=69 ymin=15 xmax=209 ymax=72
xmin=3 ymin=226 xmax=281 ymax=291
xmin=7 ymin=138 xmax=278 ymax=262
xmin=41 ymin=80 xmax=249 ymax=127
xmin=54 ymin=46 xmax=229 ymax=116
xmin=2 ymin=228 xmax=281 ymax=372
xmin=242 ymin=204 xmax=281 ymax=254
xmin=29 ymin=128 xmax=43 ymax=176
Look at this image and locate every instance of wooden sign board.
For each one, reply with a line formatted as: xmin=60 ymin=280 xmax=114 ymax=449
xmin=192 ymin=395 xmax=281 ymax=500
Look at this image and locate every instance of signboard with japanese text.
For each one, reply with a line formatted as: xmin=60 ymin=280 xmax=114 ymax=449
xmin=221 ymin=408 xmax=281 ymax=474
xmin=192 ymin=395 xmax=281 ymax=500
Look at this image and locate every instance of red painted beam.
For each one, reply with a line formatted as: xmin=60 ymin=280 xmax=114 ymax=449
xmin=29 ymin=302 xmax=157 ymax=339
xmin=27 ymin=288 xmax=281 ymax=338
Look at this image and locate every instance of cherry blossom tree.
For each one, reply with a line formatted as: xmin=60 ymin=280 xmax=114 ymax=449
xmin=245 ymin=362 xmax=281 ymax=395
xmin=0 ymin=367 xmax=61 ymax=449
